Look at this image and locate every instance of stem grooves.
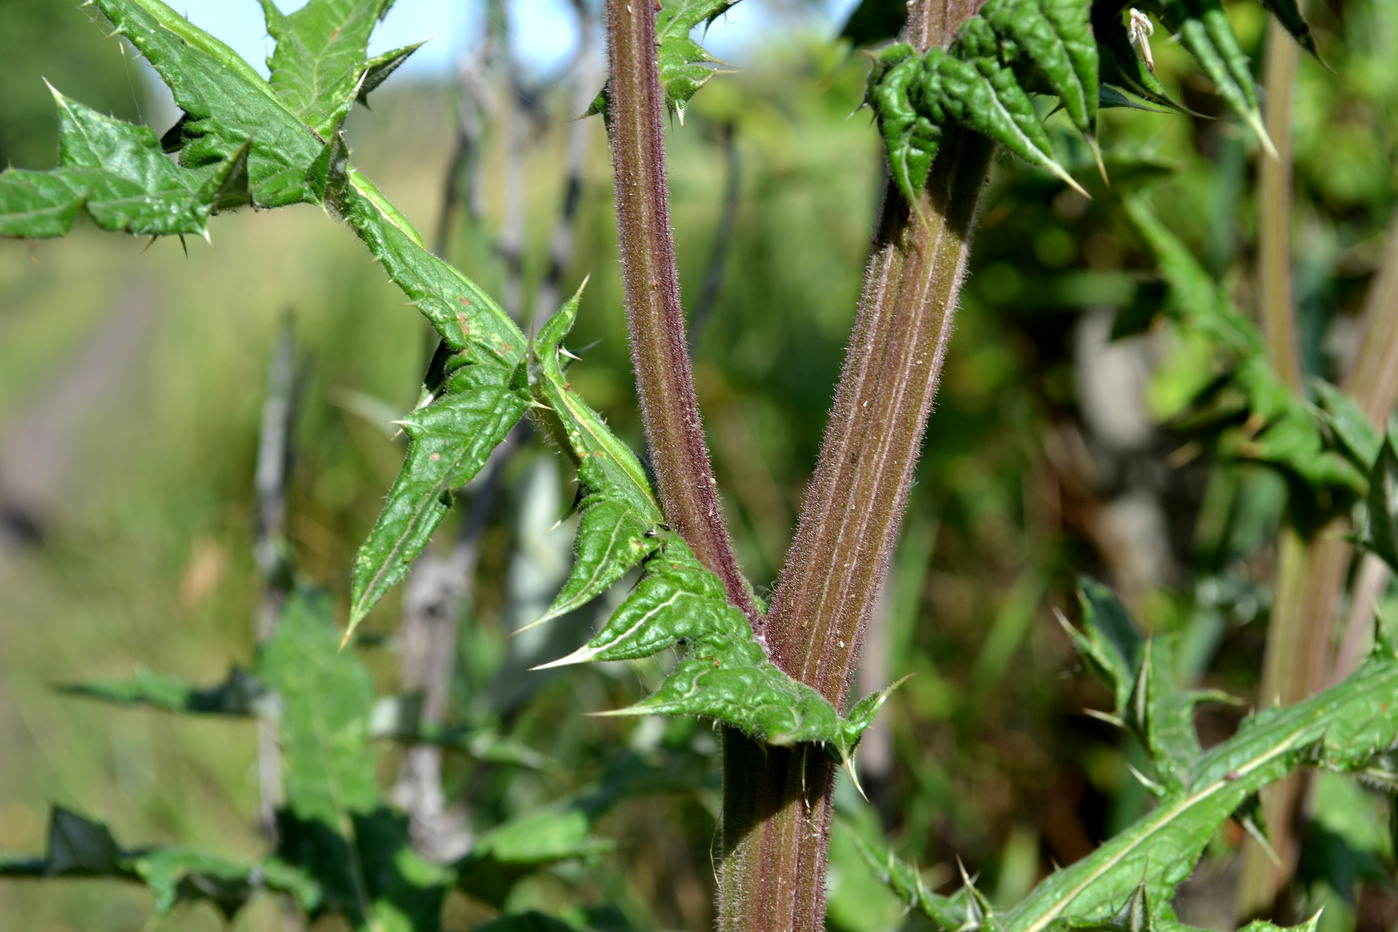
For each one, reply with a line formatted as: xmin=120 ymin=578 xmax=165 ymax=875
xmin=719 ymin=130 xmax=993 ymax=931
xmin=604 ymin=0 xmax=757 ymax=624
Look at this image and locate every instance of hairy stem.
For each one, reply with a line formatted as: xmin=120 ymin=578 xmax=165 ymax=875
xmin=603 ymin=0 xmax=756 ymax=623
xmin=718 ymin=67 xmax=993 ymax=932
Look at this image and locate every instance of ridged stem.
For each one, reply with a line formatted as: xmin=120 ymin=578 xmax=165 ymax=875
xmin=603 ymin=0 xmax=757 ymax=623
xmin=717 ymin=113 xmax=993 ymax=932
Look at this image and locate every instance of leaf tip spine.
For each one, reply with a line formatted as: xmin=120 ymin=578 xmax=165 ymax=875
xmin=531 ymin=645 xmax=598 ymax=670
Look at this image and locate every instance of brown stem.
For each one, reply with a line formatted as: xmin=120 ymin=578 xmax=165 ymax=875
xmin=604 ymin=0 xmax=756 ymax=623
xmin=718 ymin=84 xmax=993 ymax=932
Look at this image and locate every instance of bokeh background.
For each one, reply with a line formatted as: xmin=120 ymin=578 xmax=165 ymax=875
xmin=1 ymin=0 xmax=1396 ymax=929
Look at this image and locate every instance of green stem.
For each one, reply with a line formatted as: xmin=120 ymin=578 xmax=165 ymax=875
xmin=717 ymin=79 xmax=993 ymax=932
xmin=602 ymin=0 xmax=757 ymax=624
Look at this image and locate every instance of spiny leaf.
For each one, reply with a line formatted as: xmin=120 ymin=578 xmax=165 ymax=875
xmin=541 ymin=536 xmax=884 ymax=759
xmin=93 ymin=0 xmax=327 ymax=207
xmin=1312 ymin=378 xmax=1383 ymax=475
xmin=1154 ymin=0 xmax=1276 ymax=155
xmin=357 ymin=42 xmax=425 ymax=105
xmin=1000 ymin=617 xmax=1398 ymax=932
xmin=259 ymin=0 xmax=399 ymax=136
xmin=70 ymin=1 xmax=533 ymax=628
xmin=1126 ymin=197 xmax=1368 ymax=498
xmin=979 ymin=0 xmax=1098 ymax=141
xmin=526 ymin=284 xmax=664 ymax=627
xmin=588 ymin=0 xmax=742 ymax=121
xmin=347 ymin=361 xmax=529 ymax=630
xmin=0 ymin=91 xmax=250 ymax=238
xmin=522 ymin=295 xmax=892 ymax=754
xmin=865 ymin=45 xmax=940 ymax=211
xmin=867 ymin=4 xmax=1094 ymax=210
xmin=656 ymin=0 xmax=742 ymax=120
xmin=850 ymin=833 xmax=998 ymax=932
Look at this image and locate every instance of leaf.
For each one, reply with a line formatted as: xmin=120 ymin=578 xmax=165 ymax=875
xmin=851 ymin=833 xmax=993 ymax=931
xmin=93 ymin=0 xmax=327 ymax=208
xmin=0 ymin=91 xmax=250 ymax=238
xmin=523 ymin=294 xmax=893 ymax=758
xmin=865 ymin=45 xmax=941 ymax=209
xmin=1256 ymin=0 xmax=1320 ymax=60
xmin=1311 ymin=379 xmax=1382 ymax=475
xmin=1126 ymin=197 xmax=1368 ymax=500
xmin=979 ymin=0 xmax=1099 ymax=142
xmin=1154 ymin=0 xmax=1276 ymax=155
xmin=526 ymin=285 xmax=664 ymax=627
xmin=1069 ymin=580 xmax=1232 ymax=794
xmin=348 ymin=361 xmax=529 ymax=631
xmin=656 ymin=0 xmax=741 ymax=120
xmin=998 ymin=615 xmax=1398 ymax=932
xmin=358 ymin=43 xmax=425 ymax=105
xmin=934 ymin=42 xmax=1086 ymax=196
xmin=65 ymin=0 xmax=535 ymax=628
xmin=1364 ymin=433 xmax=1398 ymax=573
xmin=60 ymin=667 xmax=270 ymax=717
xmin=259 ymin=590 xmax=450 ymax=932
xmin=0 ymin=807 xmax=320 ymax=918
xmin=259 ymin=0 xmax=398 ymax=136
xmin=1093 ymin=8 xmax=1195 ymax=115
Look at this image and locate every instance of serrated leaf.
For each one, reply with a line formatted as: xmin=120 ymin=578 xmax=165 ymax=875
xmin=1067 ymin=576 xmax=1146 ymax=713
xmin=1155 ymin=0 xmax=1275 ymax=154
xmin=866 ymin=45 xmax=940 ymax=209
xmin=979 ymin=0 xmax=1099 ymax=141
xmin=357 ymin=42 xmax=424 ymax=104
xmin=546 ymin=535 xmax=883 ymax=759
xmin=997 ymin=646 xmax=1398 ymax=932
xmin=656 ymin=0 xmax=741 ymax=118
xmin=0 ymin=92 xmax=249 ymax=238
xmin=259 ymin=590 xmax=449 ymax=932
xmin=61 ymin=667 xmax=270 ymax=717
xmin=934 ymin=42 xmax=1085 ymax=195
xmin=93 ymin=0 xmax=326 ymax=207
xmin=348 ymin=362 xmax=529 ymax=631
xmin=1126 ymin=197 xmax=1369 ymax=499
xmin=526 ymin=287 xmax=664 ymax=626
xmin=850 ymin=833 xmax=990 ymax=931
xmin=259 ymin=0 xmax=396 ymax=136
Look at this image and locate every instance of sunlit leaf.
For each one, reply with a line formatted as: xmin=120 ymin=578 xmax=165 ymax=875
xmin=0 ymin=91 xmax=249 ymax=238
xmin=259 ymin=0 xmax=398 ymax=136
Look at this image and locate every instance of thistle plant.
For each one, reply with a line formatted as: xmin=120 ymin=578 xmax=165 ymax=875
xmin=2 ymin=0 xmax=1396 ymax=930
